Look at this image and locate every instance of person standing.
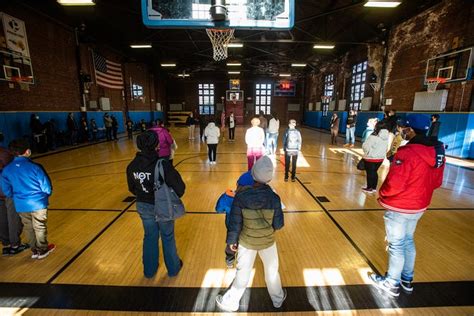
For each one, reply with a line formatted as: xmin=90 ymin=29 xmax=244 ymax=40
xmin=220 ymin=111 xmax=226 ymax=140
xmin=126 ymin=131 xmax=185 ymax=278
xmin=344 ymin=110 xmax=357 ymax=148
xmin=111 ymin=115 xmax=119 ymax=141
xmin=1 ymin=138 xmax=55 ymax=259
xmin=361 ymin=121 xmax=389 ymax=193
xmin=369 ymin=114 xmax=445 ymax=297
xmin=67 ymin=112 xmax=78 ymax=145
xmin=427 ymin=114 xmax=441 ymax=141
xmin=266 ymin=113 xmax=280 ymax=155
xmin=0 ymin=146 xmax=28 ymax=256
xmin=126 ymin=118 xmax=134 ymax=140
xmin=227 ymin=112 xmax=236 ymax=142
xmin=203 ymin=120 xmax=220 ymax=165
xmin=330 ymin=113 xmax=340 ymax=145
xmin=245 ymin=118 xmax=265 ymax=171
xmin=186 ymin=113 xmax=196 ymax=140
xmin=90 ymin=119 xmax=98 ymax=141
xmin=149 ymin=120 xmax=173 ymax=160
xmin=79 ymin=117 xmax=89 ymax=143
xmin=283 ymin=120 xmax=302 ymax=182
xmin=216 ymin=156 xmax=285 ymax=312
xmin=362 ymin=118 xmax=378 ymax=143
xmin=258 ymin=111 xmax=268 ymax=148
xmin=104 ymin=113 xmax=113 ymax=141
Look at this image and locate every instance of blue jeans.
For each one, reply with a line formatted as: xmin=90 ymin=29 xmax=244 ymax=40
xmin=136 ymin=202 xmax=181 ymax=278
xmin=266 ymin=132 xmax=278 ymax=155
xmin=384 ymin=210 xmax=424 ymax=285
xmin=346 ymin=127 xmax=355 ymax=144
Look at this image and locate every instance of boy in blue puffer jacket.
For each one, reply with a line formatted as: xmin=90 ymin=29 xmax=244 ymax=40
xmin=1 ymin=138 xmax=55 ymax=260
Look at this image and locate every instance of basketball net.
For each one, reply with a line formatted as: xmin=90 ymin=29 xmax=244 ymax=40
xmin=206 ymin=28 xmax=235 ymax=61
xmin=426 ymin=77 xmax=446 ymax=93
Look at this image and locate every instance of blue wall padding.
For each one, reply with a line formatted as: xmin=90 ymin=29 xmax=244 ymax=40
xmin=304 ymin=111 xmax=474 ymax=159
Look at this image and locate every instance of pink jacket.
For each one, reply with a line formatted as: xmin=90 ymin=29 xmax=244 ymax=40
xmin=149 ymin=126 xmax=173 ymax=158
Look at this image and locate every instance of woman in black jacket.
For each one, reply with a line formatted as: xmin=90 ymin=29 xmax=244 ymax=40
xmin=126 ymin=131 xmax=185 ymax=278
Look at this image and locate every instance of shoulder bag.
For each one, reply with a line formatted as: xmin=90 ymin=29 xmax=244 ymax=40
xmin=154 ymin=159 xmax=185 ymax=222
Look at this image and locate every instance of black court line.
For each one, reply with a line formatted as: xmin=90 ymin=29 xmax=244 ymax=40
xmin=0 ymin=281 xmax=472 ymax=312
xmin=48 ymin=208 xmax=123 ymax=212
xmin=126 ymin=210 xmax=324 ymax=214
xmin=46 ymin=200 xmax=136 ymax=284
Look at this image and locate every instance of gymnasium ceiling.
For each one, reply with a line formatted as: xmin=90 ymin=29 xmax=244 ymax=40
xmin=15 ymin=0 xmax=441 ymax=78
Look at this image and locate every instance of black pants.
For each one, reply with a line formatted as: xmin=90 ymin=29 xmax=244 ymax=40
xmin=127 ymin=130 xmax=133 ymax=140
xmin=106 ymin=127 xmax=112 ymax=141
xmin=228 ymin=127 xmax=235 ymax=140
xmin=113 ymin=127 xmax=118 ymax=140
xmin=207 ymin=144 xmax=217 ymax=162
xmin=365 ymin=160 xmax=383 ymax=190
xmin=0 ymin=198 xmax=23 ymax=247
xmin=285 ymin=153 xmax=298 ymax=179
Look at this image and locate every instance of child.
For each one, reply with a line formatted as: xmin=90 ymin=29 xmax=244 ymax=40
xmin=283 ymin=119 xmax=302 ymax=182
xmin=1 ymin=138 xmax=55 ymax=259
xmin=90 ymin=119 xmax=98 ymax=141
xmin=126 ymin=119 xmax=134 ymax=140
xmin=169 ymin=138 xmax=178 ymax=166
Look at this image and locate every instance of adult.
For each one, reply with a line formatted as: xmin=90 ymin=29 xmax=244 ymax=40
xmin=111 ymin=115 xmax=119 ymax=141
xmin=245 ymin=117 xmax=265 ymax=171
xmin=103 ymin=113 xmax=113 ymax=141
xmin=199 ymin=115 xmax=207 ymax=142
xmin=0 ymin=146 xmax=28 ymax=256
xmin=258 ymin=111 xmax=268 ymax=148
xmin=344 ymin=110 xmax=357 ymax=148
xmin=361 ymin=121 xmax=389 ymax=193
xmin=427 ymin=114 xmax=441 ymax=141
xmin=1 ymin=138 xmax=55 ymax=259
xmin=330 ymin=113 xmax=340 ymax=145
xmin=43 ymin=119 xmax=57 ymax=151
xmin=203 ymin=120 xmax=220 ymax=165
xmin=30 ymin=114 xmax=46 ymax=153
xmin=362 ymin=118 xmax=378 ymax=143
xmin=216 ymin=156 xmax=285 ymax=312
xmin=126 ymin=131 xmax=185 ymax=278
xmin=149 ymin=120 xmax=173 ymax=160
xmin=67 ymin=112 xmax=78 ymax=145
xmin=266 ymin=112 xmax=280 ymax=155
xmin=186 ymin=113 xmax=196 ymax=140
xmin=369 ymin=114 xmax=445 ymax=297
xmin=227 ymin=112 xmax=236 ymax=142
xmin=90 ymin=119 xmax=98 ymax=141
xmin=126 ymin=118 xmax=134 ymax=140
xmin=79 ymin=117 xmax=89 ymax=143
xmin=220 ymin=111 xmax=226 ymax=139
xmin=283 ymin=119 xmax=302 ymax=182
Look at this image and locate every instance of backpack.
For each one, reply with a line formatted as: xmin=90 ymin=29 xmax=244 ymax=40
xmin=215 ymin=189 xmax=235 ymax=214
xmin=154 ymin=159 xmax=185 ymax=222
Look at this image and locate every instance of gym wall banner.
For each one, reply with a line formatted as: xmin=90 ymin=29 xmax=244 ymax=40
xmin=1 ymin=12 xmax=31 ymax=58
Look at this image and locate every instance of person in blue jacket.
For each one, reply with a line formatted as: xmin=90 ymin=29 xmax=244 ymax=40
xmin=1 ymin=138 xmax=55 ymax=260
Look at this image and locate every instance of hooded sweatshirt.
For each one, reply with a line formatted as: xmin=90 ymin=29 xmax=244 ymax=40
xmin=149 ymin=126 xmax=173 ymax=157
xmin=204 ymin=122 xmax=220 ymax=144
xmin=378 ymin=135 xmax=445 ymax=213
xmin=362 ymin=129 xmax=389 ymax=161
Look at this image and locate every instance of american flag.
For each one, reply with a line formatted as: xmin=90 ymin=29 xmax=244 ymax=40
xmin=92 ymin=51 xmax=124 ymax=90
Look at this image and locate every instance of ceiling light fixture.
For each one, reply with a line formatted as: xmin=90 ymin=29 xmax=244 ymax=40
xmin=291 ymin=63 xmax=307 ymax=67
xmin=227 ymin=63 xmax=242 ymax=66
xmin=161 ymin=63 xmax=176 ymax=67
xmin=130 ymin=44 xmax=152 ymax=48
xmin=227 ymin=43 xmax=244 ymax=48
xmin=364 ymin=0 xmax=401 ymax=7
xmin=228 ymin=71 xmax=241 ymax=74
xmin=57 ymin=0 xmax=95 ymax=6
xmin=313 ymin=44 xmax=335 ymax=49
xmin=178 ymin=74 xmax=190 ymax=77
xmin=279 ymin=73 xmax=291 ymax=77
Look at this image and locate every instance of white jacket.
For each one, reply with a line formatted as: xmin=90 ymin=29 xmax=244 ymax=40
xmin=268 ymin=118 xmax=280 ymax=134
xmin=245 ymin=126 xmax=265 ymax=148
xmin=362 ymin=129 xmax=389 ymax=160
xmin=204 ymin=122 xmax=220 ymax=144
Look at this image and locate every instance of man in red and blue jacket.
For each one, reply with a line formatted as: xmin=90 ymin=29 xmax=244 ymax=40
xmin=369 ymin=114 xmax=445 ymax=297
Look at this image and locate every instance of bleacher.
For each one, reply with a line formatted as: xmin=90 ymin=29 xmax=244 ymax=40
xmin=167 ymin=111 xmax=192 ymax=127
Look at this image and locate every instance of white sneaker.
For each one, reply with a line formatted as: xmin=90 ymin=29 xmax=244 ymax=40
xmin=273 ymin=289 xmax=287 ymax=308
xmin=215 ymin=295 xmax=238 ymax=312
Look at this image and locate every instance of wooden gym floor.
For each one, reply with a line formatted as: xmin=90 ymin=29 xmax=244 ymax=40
xmin=0 ymin=126 xmax=472 ymax=315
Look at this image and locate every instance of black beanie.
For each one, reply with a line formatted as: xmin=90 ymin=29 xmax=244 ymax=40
xmin=136 ymin=131 xmax=158 ymax=152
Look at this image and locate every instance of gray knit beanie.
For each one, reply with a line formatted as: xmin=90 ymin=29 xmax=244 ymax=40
xmin=251 ymin=156 xmax=274 ymax=184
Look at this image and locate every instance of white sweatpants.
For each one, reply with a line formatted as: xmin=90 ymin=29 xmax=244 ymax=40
xmin=221 ymin=243 xmax=284 ymax=310
xmin=188 ymin=125 xmax=195 ymax=139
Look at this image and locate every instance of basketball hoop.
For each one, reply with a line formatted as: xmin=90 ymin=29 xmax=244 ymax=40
xmin=426 ymin=77 xmax=446 ymax=93
xmin=370 ymin=82 xmax=381 ymax=91
xmin=206 ymin=28 xmax=235 ymax=61
xmin=11 ymin=76 xmax=31 ymax=91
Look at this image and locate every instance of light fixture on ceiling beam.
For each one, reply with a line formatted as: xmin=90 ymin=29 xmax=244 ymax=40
xmin=291 ymin=63 xmax=307 ymax=67
xmin=228 ymin=71 xmax=241 ymax=74
xmin=227 ymin=63 xmax=242 ymax=66
xmin=227 ymin=43 xmax=244 ymax=48
xmin=57 ymin=0 xmax=95 ymax=6
xmin=130 ymin=44 xmax=152 ymax=48
xmin=313 ymin=44 xmax=335 ymax=49
xmin=178 ymin=74 xmax=190 ymax=77
xmin=161 ymin=63 xmax=176 ymax=67
xmin=279 ymin=73 xmax=291 ymax=77
xmin=364 ymin=0 xmax=401 ymax=8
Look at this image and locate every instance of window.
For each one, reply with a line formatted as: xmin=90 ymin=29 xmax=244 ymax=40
xmin=322 ymin=74 xmax=334 ymax=116
xmin=132 ymin=84 xmax=143 ymax=99
xmin=350 ymin=61 xmax=367 ymax=110
xmin=198 ymin=83 xmax=215 ymax=115
xmin=255 ymin=83 xmax=272 ymax=115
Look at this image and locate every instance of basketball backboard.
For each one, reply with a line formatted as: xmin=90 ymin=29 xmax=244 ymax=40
xmin=0 ymin=50 xmax=34 ymax=84
xmin=226 ymin=90 xmax=244 ymax=101
xmin=425 ymin=47 xmax=473 ymax=83
xmin=142 ymin=0 xmax=295 ymax=29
